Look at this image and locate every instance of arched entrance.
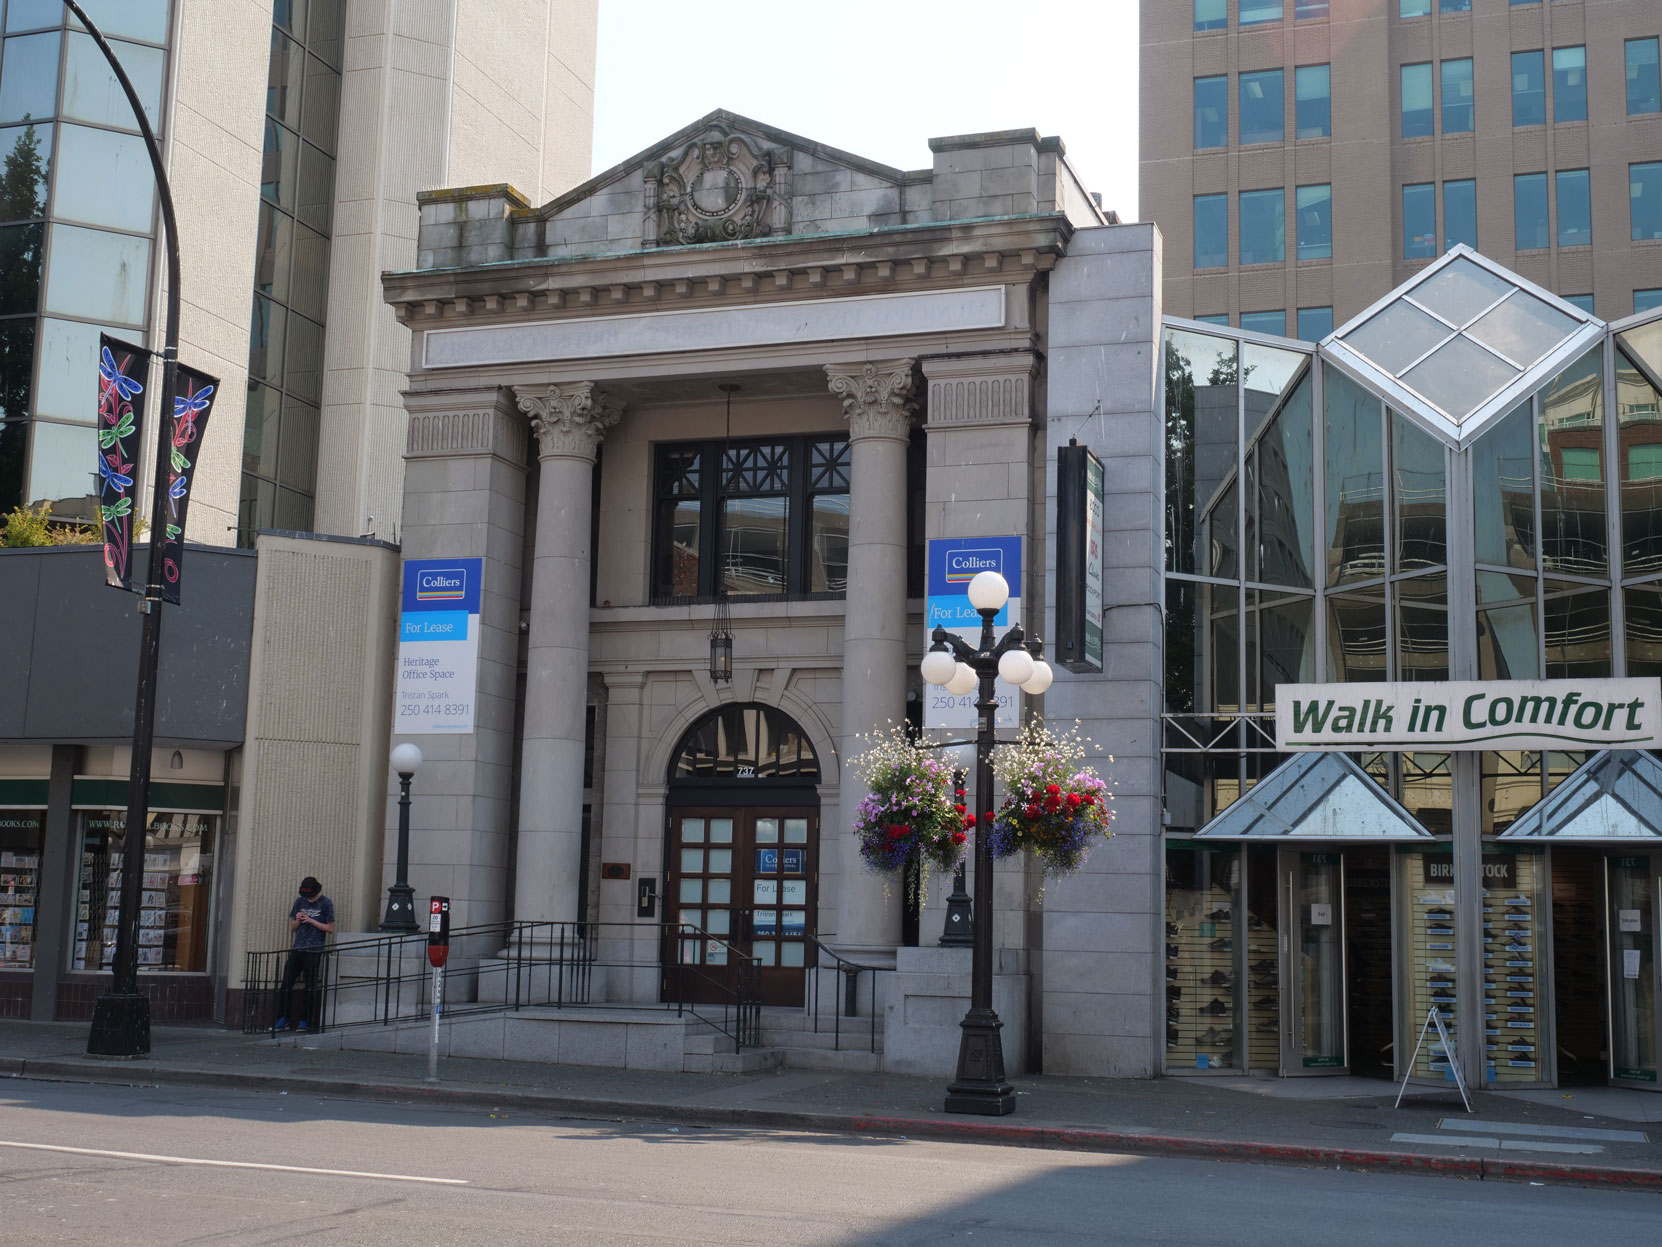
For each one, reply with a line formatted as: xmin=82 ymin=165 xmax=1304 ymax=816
xmin=665 ymin=703 xmax=820 ymax=1006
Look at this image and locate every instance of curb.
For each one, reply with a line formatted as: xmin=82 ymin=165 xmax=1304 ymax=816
xmin=7 ymin=1058 xmax=1661 ymax=1193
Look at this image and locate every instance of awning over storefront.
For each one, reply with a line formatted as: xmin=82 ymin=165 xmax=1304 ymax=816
xmin=1191 ymin=752 xmax=1436 ymax=841
xmin=1499 ymin=749 xmax=1662 ymax=843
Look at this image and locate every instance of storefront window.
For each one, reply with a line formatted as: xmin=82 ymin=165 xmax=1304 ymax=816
xmin=73 ymin=811 xmax=217 ymax=972
xmin=1401 ymin=847 xmax=1460 ymax=1080
xmin=1483 ymin=847 xmax=1545 ymax=1084
xmin=0 ymin=811 xmax=43 ymax=966
xmin=1165 ymin=842 xmax=1243 ymax=1071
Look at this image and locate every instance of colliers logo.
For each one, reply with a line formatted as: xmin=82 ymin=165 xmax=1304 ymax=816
xmin=944 ymin=549 xmax=1001 ymax=584
xmin=415 ymin=568 xmax=467 ymax=602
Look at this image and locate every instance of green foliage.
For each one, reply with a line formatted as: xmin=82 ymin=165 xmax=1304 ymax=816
xmin=1 ymin=502 xmax=99 ymax=547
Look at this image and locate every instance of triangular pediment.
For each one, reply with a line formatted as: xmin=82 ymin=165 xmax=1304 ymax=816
xmin=1500 ymin=749 xmax=1662 ymax=842
xmin=1193 ymin=752 xmax=1435 ymax=841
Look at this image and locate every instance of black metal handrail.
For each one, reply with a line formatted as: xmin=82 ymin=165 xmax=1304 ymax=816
xmin=802 ymin=933 xmax=887 ymax=1054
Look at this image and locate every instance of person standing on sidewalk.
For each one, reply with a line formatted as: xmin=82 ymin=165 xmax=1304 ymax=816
xmin=272 ymin=877 xmax=334 ymax=1032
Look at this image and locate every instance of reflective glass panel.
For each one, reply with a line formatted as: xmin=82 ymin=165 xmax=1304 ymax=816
xmin=1324 ymin=368 xmax=1385 ymax=585
xmin=680 ymin=849 xmax=704 ymax=874
xmin=709 ymin=849 xmax=732 ymax=873
xmin=1400 ymin=0 xmax=1430 ymax=14
xmin=1194 ymin=194 xmax=1227 ymax=268
xmin=1212 ymin=479 xmax=1238 ymax=578
xmin=33 ymin=318 xmax=115 ymax=423
xmin=290 ymin=221 xmax=329 ymax=320
xmin=1465 ymin=291 xmax=1578 ymax=366
xmin=1398 ymin=576 xmax=1450 ymax=681
xmin=262 ymin=119 xmax=296 ymax=212
xmin=284 ymin=312 xmax=322 ymax=403
xmin=1164 ymin=328 xmax=1237 ymax=576
xmin=1477 ymin=601 xmax=1540 ymax=680
xmin=1208 ymin=588 xmax=1239 ymax=710
xmin=307 ymin=0 xmax=345 ymax=65
xmin=62 ymin=34 xmax=164 ymax=132
xmin=1194 ymin=0 xmax=1226 ymax=31
xmin=249 ymin=294 xmax=285 ymax=384
xmin=1328 ymin=594 xmax=1387 ymax=681
xmin=1414 ymin=258 xmax=1511 ymax=326
xmin=1344 ymin=299 xmax=1448 ymax=374
xmin=1402 ymin=63 xmax=1433 ymax=137
xmin=1403 ymin=183 xmax=1436 ymax=260
xmin=1608 ymin=859 xmax=1657 ymax=1082
xmin=1512 ymin=51 xmax=1545 ymax=126
xmin=1471 ymin=401 xmax=1535 ymax=570
xmin=1538 ymin=348 xmax=1606 ymax=577
xmin=1625 ymin=584 xmax=1662 ymax=677
xmin=297 ymin=142 xmax=333 ymax=233
xmin=241 ymin=381 xmax=280 ymax=480
xmin=276 ymin=485 xmax=313 ymax=532
xmin=27 ymin=419 xmax=95 ymax=511
xmin=1563 ymin=295 xmax=1594 ymax=314
xmin=300 ymin=52 xmax=339 ymax=152
xmin=255 ymin=201 xmax=293 ymax=302
xmin=1617 ymin=349 xmax=1662 ymax=577
xmin=1249 ymin=591 xmax=1315 ymax=709
xmin=1240 ymin=70 xmax=1284 ymax=145
xmin=1633 ymin=163 xmax=1662 ymax=241
xmin=1240 ymin=310 xmax=1285 ymax=337
xmin=1241 ymin=1 xmax=1282 ymax=25
xmin=277 ymin=396 xmax=318 ymax=493
xmin=1296 ymin=307 xmax=1332 ymax=342
xmin=1394 ymin=413 xmax=1446 ymax=569
xmin=1163 ymin=844 xmax=1243 ymax=1071
xmin=0 ymin=220 xmax=43 ymax=314
xmin=1295 ymin=64 xmax=1329 ymax=138
xmin=5 ymin=0 xmax=61 ymax=31
xmin=682 ymin=818 xmax=705 ymax=843
xmin=68 ymin=0 xmax=169 ymax=44
xmin=1401 ymin=335 xmax=1519 ymax=420
xmin=1296 ymin=184 xmax=1331 ymax=260
xmin=1441 ymin=0 xmax=1470 ymax=10
xmin=0 ymin=123 xmax=50 ymax=218
xmin=1442 ymin=58 xmax=1474 ymax=133
xmin=1194 ymin=75 xmax=1226 ymax=148
xmin=0 ymin=317 xmax=32 ymax=422
xmin=268 ymin=28 xmax=303 ymax=133
xmin=1240 ymin=188 xmax=1284 ymax=264
xmin=0 ymin=32 xmax=60 ymax=123
xmin=722 ymin=496 xmax=787 ymax=594
xmin=1553 ymin=46 xmax=1587 ymax=122
xmin=1250 ymin=372 xmax=1314 ymax=588
xmin=707 ymin=878 xmax=731 ymax=903
xmin=43 ymin=223 xmax=149 ymax=326
xmin=1515 ymin=173 xmax=1549 ymax=250
xmin=1638 ymin=291 xmax=1662 ymax=315
xmin=808 ymin=493 xmax=848 ymax=592
xmin=50 ymin=124 xmax=153 ymax=232
xmin=1628 ymin=38 xmax=1662 ymax=116
xmin=1555 ymin=169 xmax=1591 ymax=247
xmin=1444 ymin=180 xmax=1477 ymax=252
xmin=1542 ymin=589 xmax=1611 ymax=679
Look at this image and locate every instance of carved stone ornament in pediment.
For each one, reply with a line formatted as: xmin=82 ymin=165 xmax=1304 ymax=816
xmin=643 ymin=130 xmax=791 ymax=247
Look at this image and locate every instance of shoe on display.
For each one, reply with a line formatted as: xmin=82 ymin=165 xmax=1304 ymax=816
xmin=1428 ymin=959 xmax=1455 ymax=974
xmin=1205 ymin=907 xmax=1231 ymax=922
xmin=1167 ymin=1004 xmax=1181 ymax=1021
xmin=1206 ymin=969 xmax=1234 ymax=987
xmin=1167 ymin=965 xmax=1179 ymax=982
xmin=297 ymin=1021 xmax=309 ymax=1033
xmin=1247 ymin=914 xmax=1266 ymax=930
xmin=271 ymin=1017 xmax=289 ymax=1033
xmin=1208 ymin=937 xmax=1233 ymax=952
xmin=1218 ymin=1050 xmax=1235 ymax=1066
xmin=1250 ymin=958 xmax=1274 ymax=972
xmin=1166 ymin=944 xmax=1179 ymax=960
xmin=1200 ymin=998 xmax=1230 ymax=1016
xmin=1197 ymin=1026 xmax=1233 ymax=1045
xmin=1167 ymin=985 xmax=1182 ymax=1000
xmin=1252 ymin=996 xmax=1276 ymax=1010
xmin=1167 ymin=1027 xmax=1179 ymax=1047
xmin=1250 ymin=977 xmax=1275 ymax=989
xmin=1166 ymin=921 xmax=1179 ymax=937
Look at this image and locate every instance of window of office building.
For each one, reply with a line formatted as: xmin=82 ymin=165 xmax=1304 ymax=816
xmin=238 ymin=1 xmax=345 ymax=546
xmin=1563 ymin=294 xmax=1594 ymax=315
xmin=1295 ymin=65 xmax=1330 ymax=139
xmin=1553 ymin=47 xmax=1587 ymax=123
xmin=1240 ymin=189 xmax=1285 ymax=265
xmin=652 ymin=436 xmax=851 ymax=601
xmin=1295 ymin=0 xmax=1328 ymax=17
xmin=1515 ymin=173 xmax=1550 ymax=250
xmin=1195 ymin=194 xmax=1228 ymax=269
xmin=1440 ymin=0 xmax=1470 ymax=10
xmin=1400 ymin=0 xmax=1430 ymax=15
xmin=1195 ymin=314 xmax=1230 ymax=326
xmin=1242 ymin=311 xmax=1287 ymax=336
xmin=1557 ymin=169 xmax=1591 ymax=247
xmin=1441 ymin=58 xmax=1474 ymax=133
xmin=1402 ymin=63 xmax=1434 ymax=138
xmin=1403 ymin=183 xmax=1436 ymax=260
xmin=0 ymin=1 xmax=172 ymax=522
xmin=1297 ymin=307 xmax=1333 ymax=342
xmin=1512 ymin=51 xmax=1545 ymax=127
xmin=1629 ymin=38 xmax=1661 ymax=116
xmin=1194 ymin=0 xmax=1226 ymax=32
xmin=1638 ymin=290 xmax=1662 ymax=316
xmin=1240 ymin=70 xmax=1284 ymax=145
xmin=1241 ymin=1 xmax=1282 ymax=25
xmin=1634 ymin=162 xmax=1662 ymax=242
xmin=1194 ymin=76 xmax=1227 ymax=149
xmin=1296 ymin=184 xmax=1331 ymax=260
xmin=1444 ymin=179 xmax=1477 ymax=251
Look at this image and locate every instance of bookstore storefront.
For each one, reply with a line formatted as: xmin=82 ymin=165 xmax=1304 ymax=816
xmin=1161 ymin=249 xmax=1662 ymax=1091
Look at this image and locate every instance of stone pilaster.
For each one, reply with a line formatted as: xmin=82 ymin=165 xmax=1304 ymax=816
xmin=512 ymin=382 xmax=623 ymax=926
xmin=825 ymin=360 xmax=915 ymax=956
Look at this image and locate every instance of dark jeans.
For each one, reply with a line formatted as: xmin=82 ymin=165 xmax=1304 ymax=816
xmin=276 ymin=947 xmax=323 ymax=1027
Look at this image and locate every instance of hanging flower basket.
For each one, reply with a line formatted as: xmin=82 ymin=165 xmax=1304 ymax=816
xmin=849 ymin=726 xmax=969 ymax=878
xmin=989 ymin=720 xmax=1114 ymax=876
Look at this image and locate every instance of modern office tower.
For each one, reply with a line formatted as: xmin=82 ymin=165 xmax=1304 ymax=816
xmin=1141 ymin=0 xmax=1662 ymax=337
xmin=0 ymin=0 xmax=596 ymax=542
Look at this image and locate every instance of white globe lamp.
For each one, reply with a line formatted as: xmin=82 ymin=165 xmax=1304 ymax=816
xmin=997 ymin=648 xmax=1034 ymax=687
xmin=946 ymin=662 xmax=978 ymax=696
xmin=920 ymin=648 xmax=958 ymax=687
xmin=965 ymin=570 xmax=1009 ymax=613
xmin=391 ymin=742 xmax=424 ymax=777
xmin=1022 ymin=659 xmax=1054 ymax=696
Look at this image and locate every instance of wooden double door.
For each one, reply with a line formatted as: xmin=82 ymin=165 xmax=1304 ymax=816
xmin=665 ymin=806 xmax=817 ymax=1007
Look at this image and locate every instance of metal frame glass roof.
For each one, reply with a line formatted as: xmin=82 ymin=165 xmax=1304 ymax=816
xmin=1320 ymin=246 xmax=1605 ymax=448
xmin=1192 ymin=752 xmax=1436 ymax=841
xmin=1498 ymin=749 xmax=1662 ymax=843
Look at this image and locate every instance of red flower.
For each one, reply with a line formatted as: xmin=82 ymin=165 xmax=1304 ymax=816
xmin=1024 ymin=803 xmax=1041 ymax=819
xmin=1082 ymin=794 xmax=1095 ymax=806
xmin=954 ymin=804 xmax=966 ymax=816
xmin=1067 ymin=792 xmax=1083 ymax=809
xmin=1044 ymin=796 xmax=1061 ymax=813
xmin=887 ymin=824 xmax=908 ymax=840
xmin=955 ymin=789 xmax=966 ymax=799
xmin=951 ymin=831 xmax=967 ymax=844
xmin=963 ymin=813 xmax=976 ymax=827
xmin=1045 ymin=783 xmax=1061 ymax=797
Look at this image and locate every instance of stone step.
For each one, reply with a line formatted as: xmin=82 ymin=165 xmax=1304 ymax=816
xmin=775 ymin=1046 xmax=884 ymax=1073
xmin=761 ymin=1026 xmax=882 ymax=1053
xmin=683 ymin=1047 xmax=783 ymax=1075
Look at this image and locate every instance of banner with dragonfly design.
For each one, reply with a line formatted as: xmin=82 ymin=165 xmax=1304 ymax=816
xmin=160 ymin=364 xmax=219 ymax=604
xmin=96 ymin=335 xmax=151 ymax=592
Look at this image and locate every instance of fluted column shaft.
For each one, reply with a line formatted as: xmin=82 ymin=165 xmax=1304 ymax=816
xmin=512 ymin=382 xmax=622 ymax=926
xmin=826 ymin=360 xmax=916 ymax=955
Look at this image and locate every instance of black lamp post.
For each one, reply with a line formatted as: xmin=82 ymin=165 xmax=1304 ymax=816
xmin=919 ymin=570 xmax=1053 ymax=1115
xmin=380 ymin=743 xmax=424 ymax=932
xmin=938 ymin=769 xmax=972 ymax=947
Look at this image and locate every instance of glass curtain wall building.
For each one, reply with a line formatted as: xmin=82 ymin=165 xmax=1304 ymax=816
xmin=1163 ymin=247 xmax=1662 ymax=1090
xmin=0 ymin=0 xmax=170 ymax=520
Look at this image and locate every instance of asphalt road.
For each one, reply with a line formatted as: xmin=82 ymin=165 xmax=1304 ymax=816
xmin=1 ymin=1078 xmax=1658 ymax=1245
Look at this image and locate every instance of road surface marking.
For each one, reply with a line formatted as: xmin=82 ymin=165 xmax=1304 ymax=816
xmin=1390 ymin=1132 xmax=1605 ymax=1156
xmin=1439 ymin=1118 xmax=1646 ymax=1144
xmin=0 ymin=1140 xmax=468 ymax=1184
xmin=1392 ymin=1132 xmax=1499 ymax=1148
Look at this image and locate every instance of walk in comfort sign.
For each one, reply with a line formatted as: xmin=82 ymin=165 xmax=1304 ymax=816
xmin=1274 ymin=678 xmax=1662 ymax=752
xmin=924 ymin=537 xmax=1022 ymax=731
xmin=396 ymin=557 xmax=484 ymax=733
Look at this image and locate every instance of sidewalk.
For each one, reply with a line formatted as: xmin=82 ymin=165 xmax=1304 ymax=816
xmin=2 ymin=1018 xmax=1659 ymax=1192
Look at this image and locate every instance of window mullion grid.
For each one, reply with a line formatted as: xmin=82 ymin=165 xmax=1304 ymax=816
xmin=789 ymin=435 xmax=810 ymax=595
xmin=1605 ymin=330 xmax=1627 ymax=677
xmin=702 ymin=438 xmax=722 ymax=599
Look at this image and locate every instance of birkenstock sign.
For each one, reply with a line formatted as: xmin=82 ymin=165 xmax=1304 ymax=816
xmin=1275 ymin=679 xmax=1662 ymax=752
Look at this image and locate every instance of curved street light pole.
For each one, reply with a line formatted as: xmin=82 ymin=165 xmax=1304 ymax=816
xmin=69 ymin=0 xmax=184 ymax=1058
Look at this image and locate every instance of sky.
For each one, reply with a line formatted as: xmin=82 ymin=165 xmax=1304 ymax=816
xmin=590 ymin=1 xmax=1141 ymax=221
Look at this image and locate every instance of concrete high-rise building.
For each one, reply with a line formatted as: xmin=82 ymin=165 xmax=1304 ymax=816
xmin=1140 ymin=0 xmax=1662 ymax=338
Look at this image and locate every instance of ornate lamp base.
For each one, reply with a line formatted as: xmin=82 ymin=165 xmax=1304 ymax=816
xmin=943 ymin=1006 xmax=1015 ymax=1115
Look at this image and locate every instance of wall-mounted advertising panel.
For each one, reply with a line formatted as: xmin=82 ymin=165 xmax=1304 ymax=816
xmin=396 ymin=558 xmax=483 ymax=734
xmin=924 ymin=537 xmax=1022 ymax=731
xmin=1055 ymin=440 xmax=1103 ymax=673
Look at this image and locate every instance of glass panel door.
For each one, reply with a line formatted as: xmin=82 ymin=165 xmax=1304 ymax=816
xmin=1607 ymin=854 xmax=1658 ymax=1085
xmin=1282 ymin=850 xmax=1347 ymax=1072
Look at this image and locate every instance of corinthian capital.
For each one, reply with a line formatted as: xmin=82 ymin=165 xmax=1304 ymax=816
xmin=515 ymin=382 xmax=624 ymax=462
xmin=825 ymin=360 xmax=916 ymax=443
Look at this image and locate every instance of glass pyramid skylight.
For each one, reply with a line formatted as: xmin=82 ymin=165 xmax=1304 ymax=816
xmin=1323 ymin=247 xmax=1604 ymax=447
xmin=1499 ymin=750 xmax=1662 ymax=842
xmin=1193 ymin=752 xmax=1434 ymax=841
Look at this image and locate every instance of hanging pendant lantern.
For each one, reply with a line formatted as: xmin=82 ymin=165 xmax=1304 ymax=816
xmin=709 ymin=590 xmax=733 ymax=683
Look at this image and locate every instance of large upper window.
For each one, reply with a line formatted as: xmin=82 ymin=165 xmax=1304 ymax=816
xmin=1400 ymin=0 xmax=1430 ymax=15
xmin=1297 ymin=306 xmax=1334 ymax=342
xmin=1552 ymin=47 xmax=1587 ymax=123
xmin=1195 ymin=193 xmax=1228 ymax=268
xmin=1634 ymin=162 xmax=1662 ymax=241
xmin=1295 ymin=65 xmax=1330 ymax=138
xmin=1512 ymin=51 xmax=1545 ymax=127
xmin=1242 ymin=310 xmax=1287 ymax=336
xmin=1628 ymin=38 xmax=1661 ymax=115
xmin=1556 ymin=169 xmax=1591 ymax=247
xmin=1241 ymin=1 xmax=1282 ymax=25
xmin=1240 ymin=188 xmax=1285 ymax=264
xmin=1515 ymin=173 xmax=1549 ymax=250
xmin=1194 ymin=76 xmax=1227 ymax=149
xmin=1402 ymin=63 xmax=1433 ymax=138
xmin=1296 ymin=184 xmax=1331 ymax=260
xmin=1194 ymin=0 xmax=1226 ymax=32
xmin=1444 ymin=179 xmax=1477 ymax=252
xmin=1404 ymin=183 xmax=1436 ymax=259
xmin=1439 ymin=0 xmax=1470 ymax=10
xmin=652 ymin=436 xmax=850 ymax=601
xmin=1639 ymin=290 xmax=1662 ymax=315
xmin=1240 ymin=70 xmax=1284 ymax=144
xmin=1441 ymin=58 xmax=1473 ymax=133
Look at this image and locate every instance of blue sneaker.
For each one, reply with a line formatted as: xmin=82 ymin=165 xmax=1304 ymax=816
xmin=296 ymin=1020 xmax=309 ymax=1033
xmin=272 ymin=1017 xmax=289 ymax=1032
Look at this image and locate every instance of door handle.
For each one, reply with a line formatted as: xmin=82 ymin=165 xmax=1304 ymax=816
xmin=737 ymin=908 xmax=753 ymax=942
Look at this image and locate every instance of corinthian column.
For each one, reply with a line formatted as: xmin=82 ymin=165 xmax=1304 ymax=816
xmin=825 ymin=360 xmax=915 ymax=956
xmin=512 ymin=382 xmax=623 ymax=927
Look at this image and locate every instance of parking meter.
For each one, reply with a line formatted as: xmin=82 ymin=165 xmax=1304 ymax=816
xmin=428 ymin=896 xmax=450 ymax=967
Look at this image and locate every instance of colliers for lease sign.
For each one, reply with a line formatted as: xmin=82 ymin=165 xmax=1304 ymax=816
xmin=1274 ymin=679 xmax=1662 ymax=752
